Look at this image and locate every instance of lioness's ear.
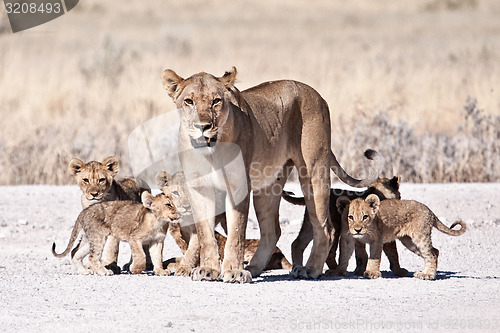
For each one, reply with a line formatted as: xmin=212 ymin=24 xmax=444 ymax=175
xmin=219 ymin=66 xmax=237 ymax=89
xmin=336 ymin=196 xmax=351 ymax=215
xmin=155 ymin=171 xmax=172 ymax=190
xmin=102 ymin=156 xmax=119 ymax=176
xmin=141 ymin=191 xmax=154 ymax=209
xmin=365 ymin=194 xmax=380 ymax=213
xmin=69 ymin=158 xmax=85 ymax=176
xmin=161 ymin=69 xmax=184 ymax=99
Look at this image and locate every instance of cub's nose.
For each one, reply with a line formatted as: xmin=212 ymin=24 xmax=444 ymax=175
xmin=354 ymin=228 xmax=362 ymax=234
xmin=90 ymin=192 xmax=99 ymax=198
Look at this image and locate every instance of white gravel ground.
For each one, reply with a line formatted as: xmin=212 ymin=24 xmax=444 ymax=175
xmin=0 ymin=183 xmax=499 ymax=332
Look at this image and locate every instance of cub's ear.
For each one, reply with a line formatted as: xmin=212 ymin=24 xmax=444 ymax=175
xmin=390 ymin=176 xmax=400 ymax=189
xmin=219 ymin=66 xmax=237 ymax=89
xmin=68 ymin=158 xmax=85 ymax=176
xmin=161 ymin=69 xmax=184 ymax=99
xmin=365 ymin=194 xmax=380 ymax=213
xmin=155 ymin=171 xmax=172 ymax=190
xmin=102 ymin=156 xmax=119 ymax=176
xmin=336 ymin=196 xmax=351 ymax=215
xmin=141 ymin=191 xmax=154 ymax=209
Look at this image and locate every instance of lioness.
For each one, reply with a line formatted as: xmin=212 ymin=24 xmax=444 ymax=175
xmin=52 ymin=192 xmax=179 ymax=276
xmin=335 ymin=194 xmax=466 ymax=280
xmin=161 ymin=67 xmax=381 ymax=282
xmin=157 ymin=171 xmax=292 ymax=276
xmin=282 ymin=176 xmax=408 ymax=277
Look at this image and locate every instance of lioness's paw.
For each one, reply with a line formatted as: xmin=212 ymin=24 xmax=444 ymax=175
xmin=174 ymin=266 xmax=192 ymax=277
xmin=393 ymin=267 xmax=409 ymax=277
xmin=244 ymin=265 xmax=262 ymax=278
xmin=290 ymin=266 xmax=310 ymax=279
xmin=154 ymin=268 xmax=172 ymax=276
xmin=325 ymin=268 xmax=349 ymax=277
xmin=414 ymin=271 xmax=436 ymax=280
xmin=222 ymin=269 xmax=252 ymax=283
xmin=190 ymin=267 xmax=220 ymax=281
xmin=363 ymin=270 xmax=382 ymax=279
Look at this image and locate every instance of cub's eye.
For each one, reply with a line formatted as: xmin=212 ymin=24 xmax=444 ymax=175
xmin=184 ymin=98 xmax=194 ymax=106
xmin=172 ymin=191 xmax=180 ymax=196
xmin=362 ymin=215 xmax=369 ymax=221
xmin=212 ymin=98 xmax=222 ymax=107
xmin=166 ymin=203 xmax=173 ymax=208
xmin=348 ymin=215 xmax=354 ymax=220
xmin=82 ymin=178 xmax=90 ymax=184
xmin=98 ymin=178 xmax=106 ymax=184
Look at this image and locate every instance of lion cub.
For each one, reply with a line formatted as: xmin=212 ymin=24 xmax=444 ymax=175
xmin=52 ymin=192 xmax=178 ymax=276
xmin=335 ymin=194 xmax=466 ymax=280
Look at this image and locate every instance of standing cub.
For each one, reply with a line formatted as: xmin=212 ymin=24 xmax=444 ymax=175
xmin=52 ymin=192 xmax=178 ymax=276
xmin=336 ymin=194 xmax=466 ymax=280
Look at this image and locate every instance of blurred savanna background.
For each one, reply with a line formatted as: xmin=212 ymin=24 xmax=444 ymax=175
xmin=0 ymin=0 xmax=498 ymax=185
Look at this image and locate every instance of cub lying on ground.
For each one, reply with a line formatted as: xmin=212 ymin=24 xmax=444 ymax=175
xmin=335 ymin=194 xmax=466 ymax=280
xmin=282 ymin=176 xmax=407 ymax=277
xmin=157 ymin=171 xmax=292 ymax=278
xmin=52 ymin=192 xmax=179 ymax=276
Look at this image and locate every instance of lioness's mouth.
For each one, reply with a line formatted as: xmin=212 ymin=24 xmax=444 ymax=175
xmin=190 ymin=134 xmax=218 ymax=149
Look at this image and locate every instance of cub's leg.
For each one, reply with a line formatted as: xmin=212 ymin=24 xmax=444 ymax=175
xmin=364 ymin=240 xmax=383 ymax=279
xmin=354 ymin=242 xmax=368 ymax=276
xmin=325 ymin=234 xmax=354 ymax=277
xmin=290 ymin=211 xmax=313 ymax=268
xmin=71 ymin=234 xmax=92 ymax=275
xmin=383 ymin=241 xmax=409 ymax=277
xmin=149 ymin=240 xmax=171 ymax=276
xmin=87 ymin=235 xmax=114 ymax=276
xmin=400 ymin=236 xmax=438 ymax=280
xmin=101 ymin=236 xmax=122 ymax=274
xmin=128 ymin=239 xmax=147 ymax=275
xmin=173 ymin=225 xmax=201 ymax=277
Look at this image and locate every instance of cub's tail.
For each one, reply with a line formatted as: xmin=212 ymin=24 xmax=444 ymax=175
xmin=434 ymin=218 xmax=466 ymax=236
xmin=52 ymin=215 xmax=83 ymax=258
xmin=281 ymin=191 xmax=306 ymax=206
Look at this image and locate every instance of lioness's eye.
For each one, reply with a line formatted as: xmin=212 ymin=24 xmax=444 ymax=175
xmin=212 ymin=98 xmax=222 ymax=107
xmin=184 ymin=98 xmax=194 ymax=106
xmin=83 ymin=178 xmax=89 ymax=184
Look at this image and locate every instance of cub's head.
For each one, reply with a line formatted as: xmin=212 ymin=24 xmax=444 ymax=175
xmin=156 ymin=171 xmax=191 ymax=217
xmin=141 ymin=192 xmax=179 ymax=222
xmin=161 ymin=67 xmax=238 ymax=154
xmin=69 ymin=156 xmax=119 ymax=201
xmin=336 ymin=194 xmax=380 ymax=238
xmin=370 ymin=176 xmax=401 ymax=200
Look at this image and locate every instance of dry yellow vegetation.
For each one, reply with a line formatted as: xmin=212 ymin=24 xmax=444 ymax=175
xmin=0 ymin=0 xmax=498 ymax=184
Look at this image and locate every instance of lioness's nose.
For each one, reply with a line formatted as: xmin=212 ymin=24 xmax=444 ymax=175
xmin=194 ymin=123 xmax=212 ymax=134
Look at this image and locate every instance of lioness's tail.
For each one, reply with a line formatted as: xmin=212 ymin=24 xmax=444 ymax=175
xmin=433 ymin=218 xmax=466 ymax=236
xmin=329 ymin=149 xmax=382 ymax=188
xmin=281 ymin=191 xmax=306 ymax=206
xmin=52 ymin=216 xmax=83 ymax=258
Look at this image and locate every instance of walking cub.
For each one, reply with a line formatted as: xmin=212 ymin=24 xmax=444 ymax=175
xmin=335 ymin=194 xmax=466 ymax=280
xmin=52 ymin=192 xmax=179 ymax=276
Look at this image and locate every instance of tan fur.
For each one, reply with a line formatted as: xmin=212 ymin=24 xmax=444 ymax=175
xmin=283 ymin=176 xmax=407 ymax=277
xmin=161 ymin=67 xmax=381 ymax=282
xmin=52 ymin=192 xmax=179 ymax=276
xmin=69 ymin=156 xmax=151 ymax=272
xmin=156 ymin=171 xmax=292 ymax=276
xmin=335 ymin=194 xmax=466 ymax=280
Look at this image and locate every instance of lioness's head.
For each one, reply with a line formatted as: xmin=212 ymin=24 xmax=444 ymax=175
xmin=141 ymin=192 xmax=179 ymax=222
xmin=336 ymin=194 xmax=380 ymax=238
xmin=69 ymin=156 xmax=119 ymax=201
xmin=161 ymin=67 xmax=238 ymax=153
xmin=156 ymin=171 xmax=191 ymax=217
xmin=370 ymin=176 xmax=401 ymax=200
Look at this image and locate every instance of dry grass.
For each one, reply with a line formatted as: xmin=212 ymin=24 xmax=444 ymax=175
xmin=0 ymin=0 xmax=499 ymax=184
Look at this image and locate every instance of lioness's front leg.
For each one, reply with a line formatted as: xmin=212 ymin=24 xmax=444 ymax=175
xmin=190 ymin=217 xmax=220 ymax=281
xmin=364 ymin=240 xmax=383 ymax=279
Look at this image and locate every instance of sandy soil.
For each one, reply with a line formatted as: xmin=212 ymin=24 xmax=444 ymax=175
xmin=1 ymin=183 xmax=499 ymax=332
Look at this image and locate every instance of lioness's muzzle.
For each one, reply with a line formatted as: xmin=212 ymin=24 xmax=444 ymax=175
xmin=190 ymin=134 xmax=218 ymax=148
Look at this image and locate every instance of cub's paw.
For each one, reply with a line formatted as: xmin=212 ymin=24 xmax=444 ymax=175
xmin=96 ymin=267 xmax=114 ymax=276
xmin=325 ymin=268 xmax=349 ymax=277
xmin=105 ymin=262 xmax=122 ymax=275
xmin=392 ymin=267 xmax=409 ymax=277
xmin=290 ymin=266 xmax=311 ymax=279
xmin=363 ymin=270 xmax=382 ymax=279
xmin=154 ymin=268 xmax=172 ymax=276
xmin=222 ymin=269 xmax=252 ymax=283
xmin=130 ymin=264 xmax=145 ymax=275
xmin=244 ymin=265 xmax=262 ymax=278
xmin=190 ymin=267 xmax=220 ymax=281
xmin=414 ymin=271 xmax=436 ymax=280
xmin=353 ymin=267 xmax=365 ymax=276
xmin=174 ymin=266 xmax=192 ymax=277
